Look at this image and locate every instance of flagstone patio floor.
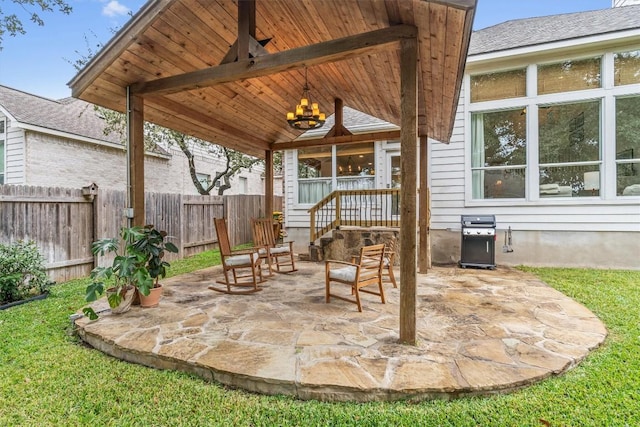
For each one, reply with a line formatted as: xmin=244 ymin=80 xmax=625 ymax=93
xmin=75 ymin=262 xmax=606 ymax=402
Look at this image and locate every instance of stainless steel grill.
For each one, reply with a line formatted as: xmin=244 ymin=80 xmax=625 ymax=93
xmin=460 ymin=215 xmax=496 ymax=269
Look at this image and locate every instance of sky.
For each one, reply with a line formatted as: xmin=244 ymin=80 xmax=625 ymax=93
xmin=0 ymin=0 xmax=614 ymax=100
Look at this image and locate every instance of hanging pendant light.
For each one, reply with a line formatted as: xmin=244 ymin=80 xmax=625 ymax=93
xmin=286 ymin=68 xmax=326 ymax=130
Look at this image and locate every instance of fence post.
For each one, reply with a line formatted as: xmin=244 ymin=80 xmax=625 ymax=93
xmin=82 ymin=183 xmax=99 ymax=269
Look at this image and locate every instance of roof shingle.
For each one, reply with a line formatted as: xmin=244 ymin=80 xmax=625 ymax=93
xmin=0 ymin=85 xmax=120 ymax=144
xmin=470 ymin=5 xmax=640 ymax=56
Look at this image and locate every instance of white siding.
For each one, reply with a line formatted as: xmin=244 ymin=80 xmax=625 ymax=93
xmin=4 ymin=117 xmax=25 ymax=184
xmin=284 ymin=149 xmax=309 ymax=228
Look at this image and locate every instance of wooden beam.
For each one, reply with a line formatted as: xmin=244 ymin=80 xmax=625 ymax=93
xmin=127 ymin=90 xmax=145 ymax=227
xmin=325 ymin=98 xmax=352 ymax=138
xmin=265 ymin=149 xmax=274 ymax=219
xmin=131 ymin=24 xmax=417 ymax=95
xmin=418 ymin=135 xmax=431 ymax=273
xmin=219 ymin=37 xmax=271 ymax=65
xmin=399 ymin=37 xmax=418 ymax=346
xmin=237 ymin=0 xmax=256 ymax=61
xmin=271 ymin=130 xmax=401 ymax=150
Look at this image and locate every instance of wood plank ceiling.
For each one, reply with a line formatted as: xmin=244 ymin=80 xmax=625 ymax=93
xmin=68 ymin=0 xmax=476 ymax=158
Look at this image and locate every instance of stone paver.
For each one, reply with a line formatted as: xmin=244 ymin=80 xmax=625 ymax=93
xmin=75 ymin=263 xmax=607 ymax=402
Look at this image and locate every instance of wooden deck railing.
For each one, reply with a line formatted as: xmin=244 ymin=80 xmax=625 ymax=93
xmin=308 ymin=188 xmax=401 ymax=243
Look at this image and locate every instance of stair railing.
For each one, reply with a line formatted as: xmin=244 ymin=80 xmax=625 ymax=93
xmin=308 ymin=188 xmax=401 ymax=243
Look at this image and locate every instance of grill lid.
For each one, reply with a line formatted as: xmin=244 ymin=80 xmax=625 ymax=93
xmin=461 ymin=215 xmax=496 ymax=227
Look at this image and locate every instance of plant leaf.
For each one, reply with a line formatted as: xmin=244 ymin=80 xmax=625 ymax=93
xmin=82 ymin=307 xmax=99 ymax=321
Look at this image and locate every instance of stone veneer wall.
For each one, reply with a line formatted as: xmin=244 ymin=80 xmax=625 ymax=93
xmin=319 ymin=228 xmax=400 ymax=265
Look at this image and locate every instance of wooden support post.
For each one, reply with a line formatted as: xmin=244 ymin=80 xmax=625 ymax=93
xmin=335 ymin=98 xmax=344 ymax=130
xmin=325 ymin=98 xmax=352 ymax=138
xmin=419 ymin=135 xmax=431 ymax=272
xmin=127 ymin=89 xmax=145 ymax=227
xmin=237 ymin=0 xmax=255 ymax=61
xmin=265 ymin=149 xmax=274 ymax=219
xmin=399 ymin=37 xmax=418 ymax=345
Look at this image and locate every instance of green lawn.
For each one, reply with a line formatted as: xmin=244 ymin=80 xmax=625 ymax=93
xmin=1 ymin=253 xmax=638 ymax=426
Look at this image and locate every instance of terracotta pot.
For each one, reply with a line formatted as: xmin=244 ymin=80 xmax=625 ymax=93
xmin=139 ymin=285 xmax=163 ymax=308
xmin=107 ymin=285 xmax=135 ymax=314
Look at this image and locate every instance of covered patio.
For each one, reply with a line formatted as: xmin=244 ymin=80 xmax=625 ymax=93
xmin=68 ymin=0 xmax=479 ymax=345
xmin=75 ymin=262 xmax=606 ymax=402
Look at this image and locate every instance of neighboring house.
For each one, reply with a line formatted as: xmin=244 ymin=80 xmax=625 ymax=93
xmin=283 ymin=4 xmax=640 ymax=269
xmin=0 ymin=85 xmax=275 ymax=195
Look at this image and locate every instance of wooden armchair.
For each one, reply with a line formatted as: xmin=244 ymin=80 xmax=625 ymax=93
xmin=251 ymin=218 xmax=297 ymax=275
xmin=325 ymin=243 xmax=386 ymax=312
xmin=383 ymin=237 xmax=398 ymax=288
xmin=208 ymin=218 xmax=264 ymax=294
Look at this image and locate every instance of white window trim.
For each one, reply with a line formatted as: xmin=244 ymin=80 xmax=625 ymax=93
xmin=0 ymin=118 xmax=5 ymax=185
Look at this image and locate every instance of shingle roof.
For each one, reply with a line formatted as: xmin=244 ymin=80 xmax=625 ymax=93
xmin=470 ymin=5 xmax=640 ymax=56
xmin=0 ymin=85 xmax=122 ymax=144
xmin=298 ymin=106 xmax=399 ymax=139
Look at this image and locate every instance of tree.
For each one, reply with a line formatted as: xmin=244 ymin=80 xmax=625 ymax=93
xmin=0 ymin=0 xmax=72 ymax=49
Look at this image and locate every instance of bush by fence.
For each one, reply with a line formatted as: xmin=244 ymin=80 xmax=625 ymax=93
xmin=0 ymin=185 xmax=282 ymax=282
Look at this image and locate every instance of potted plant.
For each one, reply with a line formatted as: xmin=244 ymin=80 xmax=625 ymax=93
xmin=83 ymin=225 xmax=178 ymax=320
xmin=130 ymin=225 xmax=179 ymax=308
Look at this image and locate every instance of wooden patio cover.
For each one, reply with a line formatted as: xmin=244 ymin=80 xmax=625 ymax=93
xmin=68 ymin=0 xmax=476 ymax=344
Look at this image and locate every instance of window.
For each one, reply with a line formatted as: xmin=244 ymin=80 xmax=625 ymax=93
xmin=538 ymin=100 xmax=601 ymax=197
xmin=614 ymin=49 xmax=640 ymax=86
xmin=470 ymin=68 xmax=526 ymax=103
xmin=336 ymin=142 xmax=374 ymax=190
xmin=615 ymin=96 xmax=640 ymax=196
xmin=0 ymin=119 xmax=5 ymax=185
xmin=196 ymin=172 xmax=211 ymax=188
xmin=239 ymin=176 xmax=248 ymax=193
xmin=296 ymin=143 xmax=376 ymax=204
xmin=469 ymin=50 xmax=639 ymax=202
xmin=471 ymin=108 xmax=527 ymax=199
xmin=538 ymin=57 xmax=601 ymax=95
xmin=297 ymin=146 xmax=332 ymax=204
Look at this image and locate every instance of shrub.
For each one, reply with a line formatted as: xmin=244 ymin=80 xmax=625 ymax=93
xmin=0 ymin=240 xmax=52 ymax=305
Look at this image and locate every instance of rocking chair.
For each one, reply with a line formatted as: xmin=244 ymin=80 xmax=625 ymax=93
xmin=251 ymin=217 xmax=297 ymax=275
xmin=325 ymin=243 xmax=386 ymax=312
xmin=208 ymin=217 xmax=264 ymax=294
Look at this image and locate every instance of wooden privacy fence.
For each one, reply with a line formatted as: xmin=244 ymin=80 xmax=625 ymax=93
xmin=0 ymin=185 xmax=282 ymax=283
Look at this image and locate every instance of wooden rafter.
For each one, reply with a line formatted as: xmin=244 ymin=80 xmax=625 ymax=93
xmin=272 ymin=130 xmax=401 ymax=151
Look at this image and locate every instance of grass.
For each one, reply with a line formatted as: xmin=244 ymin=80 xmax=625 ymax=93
xmin=0 ymin=255 xmax=638 ymax=426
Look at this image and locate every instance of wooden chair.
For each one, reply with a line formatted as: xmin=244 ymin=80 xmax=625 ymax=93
xmin=251 ymin=217 xmax=297 ymax=275
xmin=383 ymin=237 xmax=398 ymax=288
xmin=325 ymin=243 xmax=386 ymax=312
xmin=208 ymin=218 xmax=264 ymax=294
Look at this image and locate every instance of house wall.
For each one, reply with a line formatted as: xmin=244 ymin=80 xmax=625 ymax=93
xmin=283 ymin=139 xmax=401 ymax=252
xmin=17 ymin=130 xmax=269 ymax=195
xmin=2 ymin=114 xmax=26 ymax=184
xmin=428 ymin=62 xmax=640 ymax=269
xmin=283 ymin=66 xmax=639 ymax=270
